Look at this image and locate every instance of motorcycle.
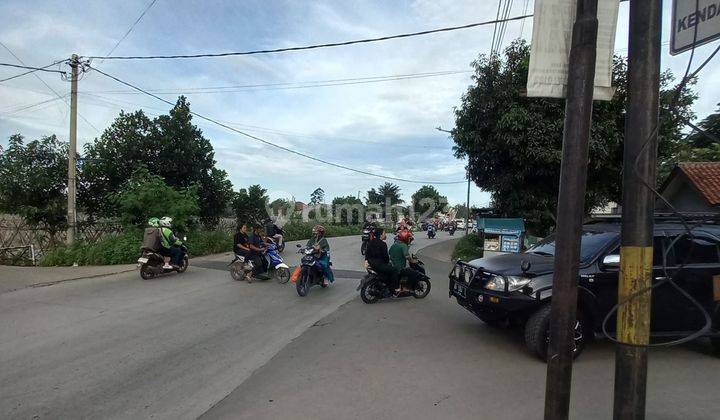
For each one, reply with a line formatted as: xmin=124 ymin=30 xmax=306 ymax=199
xmin=357 ymin=256 xmax=431 ymax=304
xmin=295 ymin=244 xmax=331 ymax=297
xmin=360 ymin=227 xmax=372 ymax=255
xmin=448 ymin=225 xmax=456 ymax=236
xmin=137 ymin=238 xmax=188 ymax=280
xmin=427 ymin=225 xmax=436 ymax=239
xmin=272 ymin=227 xmax=286 ymax=253
xmin=230 ymin=238 xmax=290 ymax=283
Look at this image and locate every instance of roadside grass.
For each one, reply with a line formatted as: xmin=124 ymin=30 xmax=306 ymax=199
xmin=452 ymin=233 xmax=484 ymax=261
xmin=38 ymin=222 xmax=364 ymax=266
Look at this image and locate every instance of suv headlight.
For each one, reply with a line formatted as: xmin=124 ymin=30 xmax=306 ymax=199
xmin=451 ymin=263 xmax=462 ymax=279
xmin=506 ymin=276 xmax=531 ymax=291
xmin=484 ymin=275 xmax=505 ymax=291
xmin=463 ymin=267 xmax=475 ymax=284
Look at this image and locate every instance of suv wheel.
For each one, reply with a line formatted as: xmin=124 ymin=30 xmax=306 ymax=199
xmin=524 ymin=303 xmax=587 ymax=361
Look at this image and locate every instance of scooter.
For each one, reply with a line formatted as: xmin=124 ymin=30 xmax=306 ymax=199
xmin=357 ymin=257 xmax=431 ymax=304
xmin=138 ymin=239 xmax=188 ymax=280
xmin=427 ymin=225 xmax=436 ymax=239
xmin=229 ymin=253 xmax=255 ymax=282
xmin=448 ymin=225 xmax=456 ymax=236
xmin=295 ymin=244 xmax=331 ymax=297
xmin=263 ymin=238 xmax=291 ymax=283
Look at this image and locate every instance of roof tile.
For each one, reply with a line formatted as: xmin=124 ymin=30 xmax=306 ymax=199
xmin=678 ymin=162 xmax=720 ymax=206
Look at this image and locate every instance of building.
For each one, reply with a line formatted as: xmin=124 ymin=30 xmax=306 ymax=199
xmin=658 ymin=162 xmax=720 ymax=213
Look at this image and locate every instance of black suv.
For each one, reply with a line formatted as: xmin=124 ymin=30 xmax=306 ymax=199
xmin=449 ymin=216 xmax=720 ymax=360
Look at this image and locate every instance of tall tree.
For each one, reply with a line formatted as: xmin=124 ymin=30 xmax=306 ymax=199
xmin=79 ymin=97 xmax=233 ymax=226
xmin=411 ymin=185 xmax=447 ymax=219
xmin=367 ymin=182 xmax=403 ymax=205
xmin=233 ymin=185 xmax=269 ymax=226
xmin=310 ymin=187 xmax=325 ymax=205
xmin=680 ymin=103 xmax=720 ymax=162
xmin=451 ymin=40 xmax=696 ymax=234
xmin=332 ymin=195 xmax=364 ymax=225
xmin=0 ymin=134 xmax=68 ymax=236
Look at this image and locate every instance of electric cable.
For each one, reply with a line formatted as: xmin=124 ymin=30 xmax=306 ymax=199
xmin=87 ymin=14 xmax=533 ymax=60
xmin=103 ymin=0 xmax=158 ymax=59
xmin=0 ymin=60 xmax=67 ymax=83
xmin=87 ymin=65 xmax=468 ymax=185
xmin=0 ymin=62 xmax=67 ymax=75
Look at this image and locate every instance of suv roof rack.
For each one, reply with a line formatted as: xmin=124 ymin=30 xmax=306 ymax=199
xmin=587 ymin=212 xmax=720 ymax=224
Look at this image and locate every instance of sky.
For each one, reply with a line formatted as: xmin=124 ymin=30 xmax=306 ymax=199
xmin=1 ymin=0 xmax=719 ymax=207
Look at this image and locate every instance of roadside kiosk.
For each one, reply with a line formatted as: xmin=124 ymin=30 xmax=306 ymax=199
xmin=475 ymin=218 xmax=525 ymax=256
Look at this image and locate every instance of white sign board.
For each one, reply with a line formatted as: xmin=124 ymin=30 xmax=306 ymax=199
xmin=671 ymin=0 xmax=720 ymax=55
xmin=526 ymin=0 xmax=619 ymax=101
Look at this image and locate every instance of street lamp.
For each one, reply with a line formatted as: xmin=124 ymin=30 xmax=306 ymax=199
xmin=436 ymin=126 xmax=470 ymax=235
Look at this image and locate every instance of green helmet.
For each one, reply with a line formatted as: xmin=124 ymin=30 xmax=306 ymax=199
xmin=148 ymin=217 xmax=160 ymax=227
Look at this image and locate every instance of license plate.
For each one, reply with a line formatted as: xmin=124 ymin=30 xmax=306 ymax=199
xmin=454 ymin=282 xmax=467 ymax=298
xmin=137 ymin=258 xmax=148 ymax=264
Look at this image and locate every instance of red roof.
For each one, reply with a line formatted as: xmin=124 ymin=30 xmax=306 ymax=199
xmin=678 ymin=162 xmax=720 ymax=206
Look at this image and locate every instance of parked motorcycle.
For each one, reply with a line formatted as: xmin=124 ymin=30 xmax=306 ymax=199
xmin=360 ymin=227 xmax=372 ymax=255
xmin=295 ymin=244 xmax=330 ymax=297
xmin=137 ymin=238 xmax=188 ymax=280
xmin=427 ymin=225 xmax=436 ymax=239
xmin=357 ymin=257 xmax=431 ymax=303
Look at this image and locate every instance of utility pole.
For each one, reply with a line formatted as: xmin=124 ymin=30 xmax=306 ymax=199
xmin=66 ymin=54 xmax=79 ymax=245
xmin=465 ymin=171 xmax=470 ymax=235
xmin=544 ymin=1 xmax=598 ymax=419
xmin=613 ymin=1 xmax=661 ymax=418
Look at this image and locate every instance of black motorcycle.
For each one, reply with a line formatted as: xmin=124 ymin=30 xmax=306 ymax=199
xmin=357 ymin=257 xmax=431 ymax=304
xmin=448 ymin=225 xmax=456 ymax=236
xmin=295 ymin=244 xmax=330 ymax=297
xmin=360 ymin=228 xmax=372 ymax=255
xmin=137 ymin=240 xmax=188 ymax=280
xmin=427 ymin=225 xmax=436 ymax=239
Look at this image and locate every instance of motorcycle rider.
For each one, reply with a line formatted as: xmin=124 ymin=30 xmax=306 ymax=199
xmin=264 ymin=218 xmax=284 ymax=249
xmin=306 ymin=224 xmax=334 ymax=286
xmin=158 ymin=217 xmax=183 ymax=269
xmin=365 ymin=227 xmax=400 ymax=293
xmin=249 ymin=225 xmax=269 ymax=278
xmin=362 ymin=218 xmax=376 ymax=231
xmin=389 ymin=230 xmax=422 ymax=291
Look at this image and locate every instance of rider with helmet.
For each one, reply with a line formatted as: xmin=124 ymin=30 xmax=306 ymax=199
xmin=306 ymin=224 xmax=334 ymax=286
xmin=389 ymin=229 xmax=422 ymax=291
xmin=158 ymin=216 xmax=183 ymax=269
xmin=365 ymin=227 xmax=400 ymax=293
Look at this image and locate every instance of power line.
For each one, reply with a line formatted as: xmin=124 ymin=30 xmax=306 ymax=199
xmin=0 ymin=62 xmax=66 ymax=76
xmin=0 ymin=95 xmax=68 ymax=116
xmin=0 ymin=42 xmax=100 ymax=133
xmin=87 ymin=13 xmax=534 ymax=61
xmin=86 ymin=70 xmax=472 ymax=95
xmin=103 ymin=0 xmax=159 ymax=58
xmin=87 ymin=65 xmax=467 ymax=185
xmin=0 ymin=60 xmax=67 ymax=83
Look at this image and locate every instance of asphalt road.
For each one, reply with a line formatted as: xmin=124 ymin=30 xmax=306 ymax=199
xmin=0 ymin=231 xmax=459 ymax=420
xmin=202 ymin=239 xmax=720 ymax=420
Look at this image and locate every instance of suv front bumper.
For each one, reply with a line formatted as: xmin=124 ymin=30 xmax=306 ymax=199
xmin=449 ymin=276 xmax=538 ymax=322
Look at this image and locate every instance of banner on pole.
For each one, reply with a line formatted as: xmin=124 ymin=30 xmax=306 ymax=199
xmin=526 ymin=0 xmax=620 ymax=101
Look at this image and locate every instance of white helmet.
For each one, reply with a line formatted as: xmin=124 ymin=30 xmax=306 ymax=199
xmin=159 ymin=217 xmax=172 ymax=228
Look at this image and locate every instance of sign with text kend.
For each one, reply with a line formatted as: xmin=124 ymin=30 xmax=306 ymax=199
xmin=526 ymin=0 xmax=619 ymax=101
xmin=671 ymin=0 xmax=720 ymax=55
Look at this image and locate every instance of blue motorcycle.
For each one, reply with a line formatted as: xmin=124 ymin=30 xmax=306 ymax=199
xmin=427 ymin=225 xmax=436 ymax=239
xmin=263 ymin=238 xmax=291 ymax=283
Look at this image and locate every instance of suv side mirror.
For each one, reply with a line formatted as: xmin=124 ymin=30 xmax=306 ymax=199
xmin=602 ymin=254 xmax=620 ymax=268
xmin=296 ymin=244 xmax=302 ymax=248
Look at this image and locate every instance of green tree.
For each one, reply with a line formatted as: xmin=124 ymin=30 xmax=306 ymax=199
xmin=680 ymin=103 xmax=720 ymax=163
xmin=112 ymin=168 xmax=200 ymax=232
xmin=366 ymin=182 xmax=403 ymax=205
xmin=451 ymin=40 xmax=696 ymax=234
xmin=332 ymin=195 xmax=364 ymax=224
xmin=310 ymin=187 xmax=325 ymax=205
xmin=80 ymin=97 xmax=233 ymax=226
xmin=233 ymin=185 xmax=269 ymax=226
xmin=0 ymin=134 xmax=68 ymax=236
xmin=411 ymin=185 xmax=447 ymax=219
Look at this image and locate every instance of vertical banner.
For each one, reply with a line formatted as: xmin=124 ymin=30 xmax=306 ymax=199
xmin=527 ymin=0 xmax=620 ymax=100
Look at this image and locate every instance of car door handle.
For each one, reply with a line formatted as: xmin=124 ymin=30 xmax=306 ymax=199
xmin=654 ymin=276 xmax=668 ymax=281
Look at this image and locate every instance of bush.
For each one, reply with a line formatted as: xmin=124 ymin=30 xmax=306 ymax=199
xmin=452 ymin=233 xmax=484 ymax=261
xmin=39 ymin=229 xmax=233 ymax=266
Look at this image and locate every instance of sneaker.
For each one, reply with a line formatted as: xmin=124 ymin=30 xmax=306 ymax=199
xmin=322 ymin=279 xmax=329 ymax=287
xmin=163 ymin=264 xmax=173 ymax=269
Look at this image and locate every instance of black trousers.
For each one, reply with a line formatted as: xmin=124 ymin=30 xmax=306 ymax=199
xmin=399 ymin=267 xmax=422 ymax=289
xmin=369 ymin=261 xmax=399 ymax=290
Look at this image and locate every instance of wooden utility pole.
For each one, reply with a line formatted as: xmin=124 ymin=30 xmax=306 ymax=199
xmin=465 ymin=172 xmax=470 ymax=235
xmin=613 ymin=1 xmax=661 ymax=418
xmin=66 ymin=54 xmax=79 ymax=245
xmin=544 ymin=1 xmax=598 ymax=419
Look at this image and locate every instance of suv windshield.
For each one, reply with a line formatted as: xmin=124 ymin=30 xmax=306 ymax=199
xmin=527 ymin=231 xmax=618 ymax=263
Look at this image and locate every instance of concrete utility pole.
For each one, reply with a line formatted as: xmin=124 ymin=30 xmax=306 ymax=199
xmin=465 ymin=171 xmax=470 ymax=235
xmin=66 ymin=54 xmax=79 ymax=245
xmin=544 ymin=1 xmax=598 ymax=419
xmin=613 ymin=1 xmax=661 ymax=418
